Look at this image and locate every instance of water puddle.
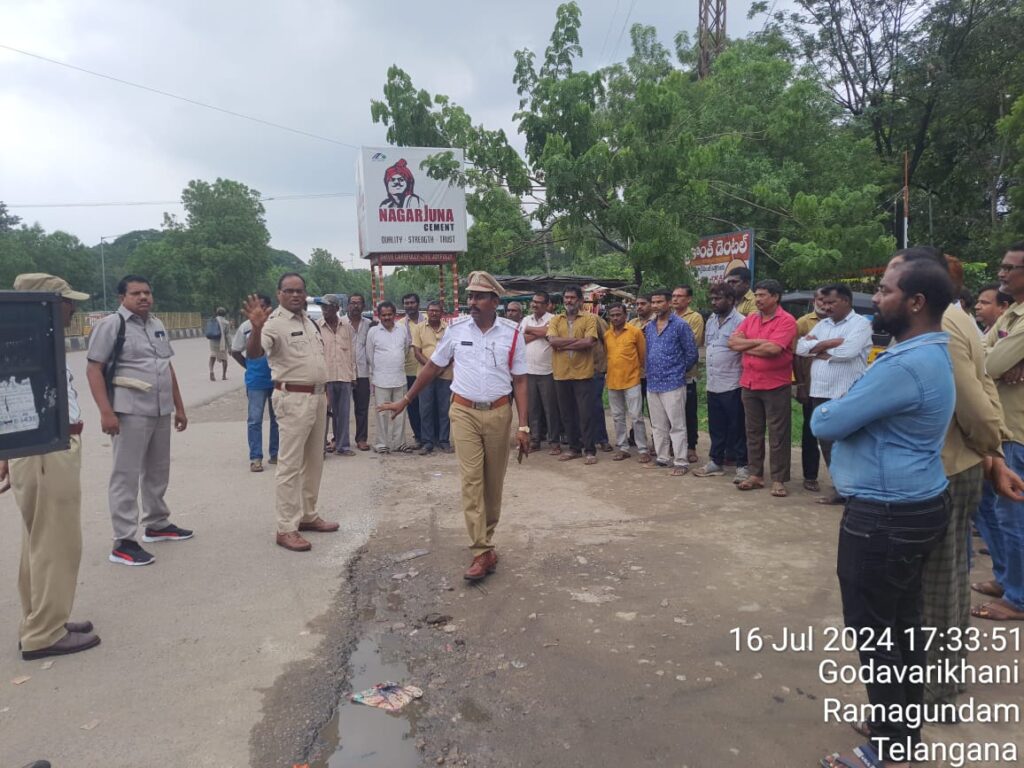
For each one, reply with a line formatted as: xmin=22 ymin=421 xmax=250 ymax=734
xmin=308 ymin=632 xmax=423 ymax=768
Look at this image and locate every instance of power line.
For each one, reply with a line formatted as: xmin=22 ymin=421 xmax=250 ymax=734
xmin=598 ymin=0 xmax=622 ymax=62
xmin=7 ymin=192 xmax=356 ymax=209
xmin=609 ymin=0 xmax=640 ymax=64
xmin=0 ymin=43 xmax=361 ymax=150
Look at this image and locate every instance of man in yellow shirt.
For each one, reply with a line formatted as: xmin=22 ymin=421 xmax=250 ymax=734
xmin=794 ymin=288 xmax=828 ymax=493
xmin=548 ymin=285 xmax=600 ymax=464
xmin=673 ymin=286 xmax=705 ymax=463
xmin=725 ymin=266 xmax=757 ymax=316
xmin=411 ymin=300 xmax=453 ymax=454
xmin=604 ymin=303 xmax=649 ymax=462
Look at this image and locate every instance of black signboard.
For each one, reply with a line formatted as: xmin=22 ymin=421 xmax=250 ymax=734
xmin=0 ymin=291 xmax=70 ymax=460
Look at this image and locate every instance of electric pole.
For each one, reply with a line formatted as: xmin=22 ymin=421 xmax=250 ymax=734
xmin=697 ymin=0 xmax=727 ymax=79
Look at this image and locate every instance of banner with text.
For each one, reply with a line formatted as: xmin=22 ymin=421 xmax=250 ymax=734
xmin=357 ymin=146 xmax=467 ymax=257
xmin=688 ymin=229 xmax=755 ymax=282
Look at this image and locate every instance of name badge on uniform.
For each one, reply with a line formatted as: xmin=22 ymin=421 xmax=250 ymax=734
xmin=155 ymin=331 xmax=166 ymax=338
xmin=460 ymin=341 xmax=473 ymax=346
xmin=291 ymin=331 xmax=303 ymax=337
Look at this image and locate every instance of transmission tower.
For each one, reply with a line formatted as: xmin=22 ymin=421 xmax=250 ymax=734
xmin=697 ymin=0 xmax=727 ymax=79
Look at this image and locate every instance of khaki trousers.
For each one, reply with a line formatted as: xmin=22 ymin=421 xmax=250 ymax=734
xmin=11 ymin=437 xmax=83 ymax=652
xmin=272 ymin=389 xmax=328 ymax=533
xmin=450 ymin=401 xmax=512 ymax=554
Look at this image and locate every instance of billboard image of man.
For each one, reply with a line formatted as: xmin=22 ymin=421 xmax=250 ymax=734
xmin=380 ymin=159 xmax=425 ymax=210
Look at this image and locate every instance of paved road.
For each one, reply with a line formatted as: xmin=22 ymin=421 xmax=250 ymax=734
xmin=1 ymin=337 xmax=379 ymax=767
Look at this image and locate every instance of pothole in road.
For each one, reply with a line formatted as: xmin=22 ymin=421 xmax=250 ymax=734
xmin=308 ymin=632 xmax=423 ymax=768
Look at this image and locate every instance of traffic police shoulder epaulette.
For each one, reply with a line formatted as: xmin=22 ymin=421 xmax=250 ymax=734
xmin=449 ymin=314 xmax=474 ymax=326
xmin=496 ymin=317 xmax=520 ymax=331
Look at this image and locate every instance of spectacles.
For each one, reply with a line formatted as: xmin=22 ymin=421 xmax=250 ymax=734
xmin=998 ymin=263 xmax=1024 ymax=273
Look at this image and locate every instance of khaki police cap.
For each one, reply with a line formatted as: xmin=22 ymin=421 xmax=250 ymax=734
xmin=13 ymin=273 xmax=90 ymax=301
xmin=465 ymin=271 xmax=505 ymax=297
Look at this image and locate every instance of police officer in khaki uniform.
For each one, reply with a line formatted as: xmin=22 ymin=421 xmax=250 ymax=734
xmin=243 ymin=273 xmax=340 ymax=552
xmin=0 ymin=274 xmax=100 ymax=659
xmin=380 ymin=272 xmax=529 ymax=580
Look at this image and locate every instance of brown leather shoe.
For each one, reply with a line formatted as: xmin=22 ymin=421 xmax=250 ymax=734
xmin=276 ymin=531 xmax=312 ymax=551
xmin=463 ymin=550 xmax=498 ymax=581
xmin=22 ymin=630 xmax=101 ymax=660
xmin=298 ymin=516 xmax=340 ymax=533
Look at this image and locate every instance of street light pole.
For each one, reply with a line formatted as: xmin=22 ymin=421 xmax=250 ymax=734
xmin=99 ymin=236 xmax=113 ymax=310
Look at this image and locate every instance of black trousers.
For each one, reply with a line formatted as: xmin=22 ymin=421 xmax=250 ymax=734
xmin=837 ymin=493 xmax=950 ymax=760
xmin=555 ymin=378 xmax=595 ymax=455
xmin=353 ymin=377 xmax=370 ymax=444
xmin=801 ymin=400 xmax=820 ymax=481
xmin=685 ymin=380 xmax=698 ymax=451
xmin=406 ymin=375 xmax=421 ymax=441
xmin=707 ymin=389 xmax=747 ymax=466
xmin=809 ymin=397 xmax=833 ymax=467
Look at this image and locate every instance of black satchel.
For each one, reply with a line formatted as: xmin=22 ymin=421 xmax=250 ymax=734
xmin=102 ymin=314 xmax=126 ymax=401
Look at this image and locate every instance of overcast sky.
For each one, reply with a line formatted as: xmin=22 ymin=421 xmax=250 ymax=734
xmin=1 ymin=0 xmax=768 ymax=266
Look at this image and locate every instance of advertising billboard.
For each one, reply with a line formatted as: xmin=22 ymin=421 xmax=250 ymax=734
xmin=357 ymin=146 xmax=468 ymax=257
xmin=688 ymin=229 xmax=755 ymax=282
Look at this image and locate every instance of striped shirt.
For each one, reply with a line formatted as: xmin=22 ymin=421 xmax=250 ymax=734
xmin=795 ymin=311 xmax=873 ymax=400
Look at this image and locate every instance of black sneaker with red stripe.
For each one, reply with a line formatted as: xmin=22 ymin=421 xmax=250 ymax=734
xmin=142 ymin=523 xmax=194 ymax=543
xmin=109 ymin=539 xmax=155 ymax=566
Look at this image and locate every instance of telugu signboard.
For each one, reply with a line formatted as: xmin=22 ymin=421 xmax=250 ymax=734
xmin=688 ymin=229 xmax=755 ymax=282
xmin=357 ymin=146 xmax=468 ymax=257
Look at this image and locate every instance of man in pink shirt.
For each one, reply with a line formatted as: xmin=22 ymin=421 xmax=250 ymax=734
xmin=728 ymin=279 xmax=798 ymax=497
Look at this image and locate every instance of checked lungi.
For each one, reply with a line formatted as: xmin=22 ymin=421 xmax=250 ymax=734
xmin=921 ymin=462 xmax=983 ymax=706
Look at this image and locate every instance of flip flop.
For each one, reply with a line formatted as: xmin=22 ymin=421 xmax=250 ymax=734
xmin=971 ymin=600 xmax=1024 ymax=621
xmin=736 ymin=478 xmax=764 ymax=491
xmin=971 ymin=580 xmax=1004 ymax=598
xmin=637 ymin=454 xmax=652 ymax=464
xmin=771 ymin=483 xmax=788 ymax=497
xmin=548 ymin=446 xmax=563 ymax=456
xmin=612 ymin=451 xmax=630 ymax=461
xmin=584 ymin=455 xmax=598 ymax=465
xmin=671 ymin=465 xmax=689 ymax=477
xmin=558 ymin=452 xmax=582 ymax=462
xmin=803 ymin=479 xmax=820 ymax=492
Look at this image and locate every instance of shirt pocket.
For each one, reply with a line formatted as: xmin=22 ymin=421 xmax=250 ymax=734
xmin=287 ymin=335 xmax=311 ymax=357
xmin=153 ymin=335 xmax=174 ymax=359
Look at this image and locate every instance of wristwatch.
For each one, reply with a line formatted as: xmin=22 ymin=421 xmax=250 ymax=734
xmin=517 ymin=426 xmax=531 ymax=433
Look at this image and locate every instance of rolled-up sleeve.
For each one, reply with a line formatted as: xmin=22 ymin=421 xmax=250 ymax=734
xmin=86 ymin=315 xmax=116 ymax=363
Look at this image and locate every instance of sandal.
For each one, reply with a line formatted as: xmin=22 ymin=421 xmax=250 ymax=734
xmin=803 ymin=479 xmax=820 ymax=492
xmin=770 ymin=482 xmax=788 ymax=497
xmin=612 ymin=451 xmax=630 ymax=461
xmin=971 ymin=580 xmax=1004 ymax=598
xmin=671 ymin=465 xmax=689 ymax=477
xmin=971 ymin=600 xmax=1024 ymax=621
xmin=736 ymin=478 xmax=764 ymax=491
xmin=637 ymin=453 xmax=651 ymax=464
xmin=584 ymin=455 xmax=598 ymax=465
xmin=558 ymin=452 xmax=582 ymax=462
xmin=548 ymin=446 xmax=563 ymax=456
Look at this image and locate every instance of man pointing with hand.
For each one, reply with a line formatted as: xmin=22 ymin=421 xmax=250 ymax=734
xmin=380 ymin=271 xmax=529 ymax=581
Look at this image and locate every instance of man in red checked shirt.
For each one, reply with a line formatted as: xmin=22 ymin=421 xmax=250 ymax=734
xmin=728 ymin=279 xmax=798 ymax=497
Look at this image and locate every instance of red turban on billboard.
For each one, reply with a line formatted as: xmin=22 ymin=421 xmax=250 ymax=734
xmin=384 ymin=159 xmax=415 ymax=189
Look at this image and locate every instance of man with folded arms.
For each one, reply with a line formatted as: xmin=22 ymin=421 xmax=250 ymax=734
xmin=243 ymin=273 xmax=340 ymax=552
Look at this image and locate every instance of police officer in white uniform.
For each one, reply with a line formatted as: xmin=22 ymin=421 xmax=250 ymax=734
xmin=380 ymin=272 xmax=529 ymax=580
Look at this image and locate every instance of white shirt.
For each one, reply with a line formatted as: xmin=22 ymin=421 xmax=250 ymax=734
xmin=68 ymin=369 xmax=81 ymax=424
xmin=432 ymin=315 xmax=527 ymax=402
xmin=795 ymin=311 xmax=873 ymax=400
xmin=520 ymin=312 xmax=554 ymax=375
xmin=366 ymin=323 xmax=409 ymax=388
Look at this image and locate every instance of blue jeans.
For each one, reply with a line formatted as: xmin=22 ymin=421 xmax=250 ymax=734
xmin=976 ymin=441 xmax=1024 ymax=609
xmin=591 ymin=373 xmax=609 ymax=445
xmin=418 ymin=378 xmax=452 ymax=449
xmin=247 ymin=387 xmax=279 ymax=461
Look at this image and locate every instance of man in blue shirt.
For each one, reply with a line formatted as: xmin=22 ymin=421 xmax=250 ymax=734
xmin=813 ymin=257 xmax=955 ymax=768
xmin=643 ymin=289 xmax=698 ymax=475
xmin=231 ymin=294 xmax=279 ymax=472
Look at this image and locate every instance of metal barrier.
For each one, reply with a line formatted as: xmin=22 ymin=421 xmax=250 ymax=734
xmin=69 ymin=311 xmax=202 ymax=337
